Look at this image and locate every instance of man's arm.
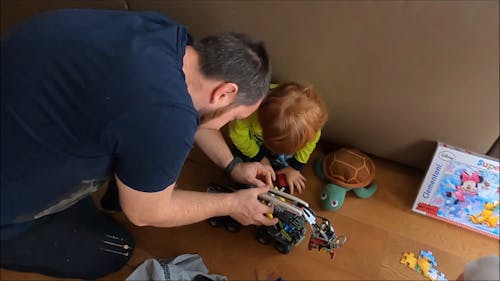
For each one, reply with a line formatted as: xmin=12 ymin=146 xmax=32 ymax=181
xmin=195 ymin=128 xmax=274 ymax=186
xmin=115 ymin=175 xmax=277 ymax=227
xmin=194 ymin=128 xmax=234 ymax=169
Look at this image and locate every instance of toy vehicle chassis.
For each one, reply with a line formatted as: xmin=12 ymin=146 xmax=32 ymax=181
xmin=255 ymin=207 xmax=306 ymax=254
xmin=206 ymin=182 xmax=347 ymax=258
xmin=206 ymin=184 xmax=243 ymax=232
xmin=206 ymin=183 xmax=306 ymax=254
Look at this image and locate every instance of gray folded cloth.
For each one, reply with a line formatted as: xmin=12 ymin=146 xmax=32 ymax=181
xmin=126 ymin=254 xmax=228 ymax=281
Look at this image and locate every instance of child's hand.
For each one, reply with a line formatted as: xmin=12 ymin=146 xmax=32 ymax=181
xmin=277 ymin=166 xmax=306 ymax=194
xmin=260 ymin=157 xmax=276 ymax=182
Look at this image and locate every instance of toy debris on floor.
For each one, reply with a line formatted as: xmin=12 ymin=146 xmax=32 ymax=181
xmin=400 ymin=250 xmax=448 ymax=281
xmin=314 ymin=147 xmax=378 ymax=211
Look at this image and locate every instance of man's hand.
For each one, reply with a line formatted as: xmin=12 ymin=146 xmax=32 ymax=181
xmin=229 ymin=186 xmax=278 ymax=226
xmin=260 ymin=157 xmax=276 ymax=182
xmin=277 ymin=166 xmax=306 ymax=194
xmin=231 ymin=161 xmax=275 ymax=187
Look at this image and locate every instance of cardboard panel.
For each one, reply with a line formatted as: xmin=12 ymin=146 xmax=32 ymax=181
xmin=488 ymin=137 xmax=500 ymax=159
xmin=128 ymin=0 xmax=499 ymax=169
xmin=1 ymin=0 xmax=127 ymax=35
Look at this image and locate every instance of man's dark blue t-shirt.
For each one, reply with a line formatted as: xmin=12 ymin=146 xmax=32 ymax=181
xmin=1 ymin=9 xmax=199 ymax=226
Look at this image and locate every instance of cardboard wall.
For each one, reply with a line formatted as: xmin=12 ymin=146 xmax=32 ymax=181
xmin=2 ymin=0 xmax=499 ymax=169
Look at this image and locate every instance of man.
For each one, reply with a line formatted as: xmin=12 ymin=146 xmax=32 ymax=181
xmin=1 ymin=9 xmax=277 ymax=279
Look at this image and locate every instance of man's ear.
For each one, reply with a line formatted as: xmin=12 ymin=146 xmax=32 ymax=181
xmin=210 ymin=82 xmax=238 ymax=105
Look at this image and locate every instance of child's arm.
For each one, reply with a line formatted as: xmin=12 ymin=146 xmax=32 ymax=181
xmin=277 ymin=131 xmax=322 ymax=194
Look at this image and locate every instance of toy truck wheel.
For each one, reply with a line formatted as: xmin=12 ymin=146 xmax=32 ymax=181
xmin=207 ymin=218 xmax=220 ymax=227
xmin=257 ymin=235 xmax=270 ymax=245
xmin=256 ymin=227 xmax=271 ymax=245
xmin=275 ymin=242 xmax=292 ymax=254
xmin=224 ymin=221 xmax=241 ymax=233
xmin=222 ymin=216 xmax=242 ymax=233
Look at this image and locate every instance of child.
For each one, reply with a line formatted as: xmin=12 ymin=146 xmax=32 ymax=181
xmin=228 ymin=81 xmax=328 ymax=194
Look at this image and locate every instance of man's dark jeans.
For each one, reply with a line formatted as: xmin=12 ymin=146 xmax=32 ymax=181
xmin=0 ymin=196 xmax=134 ymax=280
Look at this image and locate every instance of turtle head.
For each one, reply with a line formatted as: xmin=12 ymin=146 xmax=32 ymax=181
xmin=320 ymin=184 xmax=348 ymax=211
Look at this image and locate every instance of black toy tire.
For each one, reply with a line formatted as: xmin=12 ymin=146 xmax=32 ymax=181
xmin=207 ymin=218 xmax=220 ymax=227
xmin=224 ymin=217 xmax=241 ymax=233
xmin=275 ymin=242 xmax=292 ymax=254
xmin=225 ymin=222 xmax=241 ymax=233
xmin=256 ymin=227 xmax=271 ymax=245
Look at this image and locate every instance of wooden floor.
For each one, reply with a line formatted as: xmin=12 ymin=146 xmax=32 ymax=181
xmin=2 ymin=143 xmax=499 ymax=280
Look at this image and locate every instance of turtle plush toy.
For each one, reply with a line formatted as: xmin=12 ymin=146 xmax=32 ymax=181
xmin=314 ymin=147 xmax=378 ymax=211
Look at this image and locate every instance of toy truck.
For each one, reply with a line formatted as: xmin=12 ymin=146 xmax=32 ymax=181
xmin=206 ymin=179 xmax=347 ymax=258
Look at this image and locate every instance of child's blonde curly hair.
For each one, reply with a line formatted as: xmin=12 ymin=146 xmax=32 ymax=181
xmin=258 ymin=81 xmax=328 ymax=155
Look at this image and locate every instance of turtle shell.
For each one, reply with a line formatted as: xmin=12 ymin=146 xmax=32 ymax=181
xmin=322 ymin=148 xmax=375 ymax=188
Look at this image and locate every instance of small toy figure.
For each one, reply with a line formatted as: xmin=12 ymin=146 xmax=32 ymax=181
xmin=446 ymin=171 xmax=482 ymax=204
xmin=314 ymin=147 xmax=378 ymax=211
xmin=469 ymin=201 xmax=500 ymax=228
